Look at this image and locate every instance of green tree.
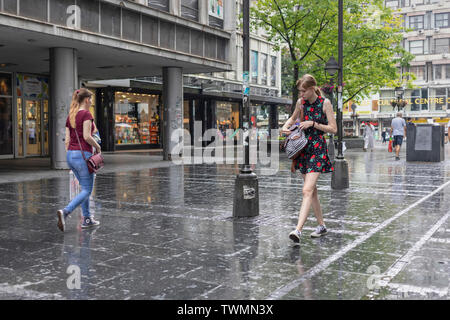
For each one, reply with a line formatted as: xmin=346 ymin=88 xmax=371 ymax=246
xmin=251 ymin=0 xmax=414 ymax=113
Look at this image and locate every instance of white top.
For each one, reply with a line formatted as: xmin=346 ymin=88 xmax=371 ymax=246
xmin=391 ymin=117 xmax=406 ymax=136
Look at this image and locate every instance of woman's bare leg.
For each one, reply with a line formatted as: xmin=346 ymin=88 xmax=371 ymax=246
xmin=300 ymin=174 xmax=324 ymax=226
xmin=296 ymin=172 xmax=321 ymax=231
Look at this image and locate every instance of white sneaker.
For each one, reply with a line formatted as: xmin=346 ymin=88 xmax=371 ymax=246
xmin=310 ymin=225 xmax=328 ymax=238
xmin=289 ymin=229 xmax=302 ymax=243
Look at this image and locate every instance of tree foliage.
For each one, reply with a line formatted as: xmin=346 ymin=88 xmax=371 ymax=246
xmin=251 ymin=0 xmax=414 ymax=113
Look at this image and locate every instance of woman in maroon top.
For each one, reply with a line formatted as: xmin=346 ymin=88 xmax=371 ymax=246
xmin=57 ymin=88 xmax=101 ymax=232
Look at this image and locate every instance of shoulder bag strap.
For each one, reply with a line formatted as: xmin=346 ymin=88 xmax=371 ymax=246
xmin=74 ymin=127 xmax=88 ymax=161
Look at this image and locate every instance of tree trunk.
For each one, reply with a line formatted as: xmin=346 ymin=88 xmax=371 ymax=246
xmin=291 ymin=63 xmax=299 ymax=115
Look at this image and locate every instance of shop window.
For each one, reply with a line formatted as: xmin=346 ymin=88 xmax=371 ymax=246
xmin=19 ymin=0 xmax=48 ymax=22
xmin=114 ymin=92 xmax=160 ymax=146
xmin=216 ymin=102 xmax=239 ymax=140
xmin=181 ymin=0 xmax=199 ymax=21
xmin=0 ymin=73 xmax=13 ymax=155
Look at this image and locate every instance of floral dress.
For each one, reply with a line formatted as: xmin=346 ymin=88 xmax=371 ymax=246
xmin=293 ymin=96 xmax=334 ymax=174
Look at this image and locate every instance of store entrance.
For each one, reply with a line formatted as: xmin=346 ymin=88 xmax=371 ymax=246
xmin=17 ymin=98 xmax=49 ymax=157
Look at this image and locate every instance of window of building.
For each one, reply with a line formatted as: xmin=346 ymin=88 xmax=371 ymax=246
xmin=251 ymin=51 xmax=258 ymax=84
xmin=409 ymin=40 xmax=424 ymax=55
xmin=114 ymin=92 xmax=160 ymax=146
xmin=19 ymin=0 xmax=48 ymax=22
xmin=434 ymin=38 xmax=450 ymax=54
xmin=429 ymin=88 xmax=447 ymax=111
xmin=434 ymin=65 xmax=443 ymax=80
xmin=0 ymin=73 xmax=13 ymax=155
xmin=209 ymin=0 xmax=224 ymax=28
xmin=271 ymin=56 xmax=277 ymax=87
xmin=181 ymin=0 xmax=199 ymax=21
xmin=147 ymin=0 xmax=169 ymax=12
xmin=409 ymin=66 xmax=426 ymax=80
xmin=435 ymin=13 xmax=449 ymax=28
xmin=409 ymin=15 xmax=424 ymax=30
xmin=260 ymin=53 xmax=268 ymax=85
xmin=385 ymin=0 xmax=399 ymax=8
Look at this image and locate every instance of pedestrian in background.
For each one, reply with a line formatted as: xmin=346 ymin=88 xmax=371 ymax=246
xmin=281 ymin=74 xmax=337 ymax=244
xmin=390 ymin=112 xmax=406 ymax=161
xmin=363 ymin=122 xmax=375 ymax=152
xmin=381 ymin=129 xmax=387 ymax=144
xmin=57 ymin=88 xmax=101 ymax=232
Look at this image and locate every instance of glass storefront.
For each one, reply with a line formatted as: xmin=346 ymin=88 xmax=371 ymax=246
xmin=16 ymin=74 xmax=49 ymax=157
xmin=216 ymin=101 xmax=239 ymax=139
xmin=0 ymin=73 xmax=13 ymax=156
xmin=114 ymin=91 xmax=160 ymax=146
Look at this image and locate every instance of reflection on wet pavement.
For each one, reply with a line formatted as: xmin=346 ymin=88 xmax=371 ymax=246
xmin=0 ymin=146 xmax=449 ymax=300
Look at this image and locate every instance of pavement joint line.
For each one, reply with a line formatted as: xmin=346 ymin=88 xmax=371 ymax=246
xmin=374 ymin=211 xmax=450 ymax=290
xmin=264 ymin=179 xmax=450 ymax=300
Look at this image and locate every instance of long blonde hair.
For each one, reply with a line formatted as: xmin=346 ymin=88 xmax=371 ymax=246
xmin=296 ymin=74 xmax=322 ymax=96
xmin=69 ymin=88 xmax=93 ymax=128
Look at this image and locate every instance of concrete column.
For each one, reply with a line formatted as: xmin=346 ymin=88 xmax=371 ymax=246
xmin=50 ymin=47 xmax=78 ymax=169
xmin=198 ymin=0 xmax=209 ymax=25
xmin=169 ymin=0 xmax=181 ymax=16
xmin=162 ymin=67 xmax=183 ymax=161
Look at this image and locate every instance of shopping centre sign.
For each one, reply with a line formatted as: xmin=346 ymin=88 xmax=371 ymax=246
xmin=378 ymin=98 xmax=449 ymax=106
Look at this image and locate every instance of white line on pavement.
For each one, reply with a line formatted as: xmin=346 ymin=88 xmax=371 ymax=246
xmin=376 ymin=211 xmax=449 ymax=288
xmin=265 ymin=179 xmax=450 ymax=300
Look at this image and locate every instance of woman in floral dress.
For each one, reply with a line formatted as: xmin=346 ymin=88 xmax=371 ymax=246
xmin=281 ymin=74 xmax=337 ymax=244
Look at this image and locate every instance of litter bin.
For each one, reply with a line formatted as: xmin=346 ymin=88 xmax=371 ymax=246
xmin=406 ymin=123 xmax=445 ymax=162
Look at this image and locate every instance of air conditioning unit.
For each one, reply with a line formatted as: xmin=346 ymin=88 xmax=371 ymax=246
xmin=443 ymin=53 xmax=449 ymax=59
xmin=412 ymin=4 xmax=416 ymax=9
xmin=418 ymin=29 xmax=424 ymax=33
xmin=434 ymin=28 xmax=440 ymax=33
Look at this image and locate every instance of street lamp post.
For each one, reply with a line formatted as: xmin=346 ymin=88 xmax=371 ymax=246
xmin=233 ymin=0 xmax=259 ymax=218
xmin=325 ymin=56 xmax=339 ymax=160
xmin=331 ymin=0 xmax=349 ymax=190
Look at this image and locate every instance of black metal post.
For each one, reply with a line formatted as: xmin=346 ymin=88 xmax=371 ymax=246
xmin=233 ymin=0 xmax=259 ymax=217
xmin=331 ymin=0 xmax=349 ymax=190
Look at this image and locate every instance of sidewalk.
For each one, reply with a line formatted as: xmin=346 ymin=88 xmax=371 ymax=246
xmin=0 ymin=142 xmax=449 ymax=300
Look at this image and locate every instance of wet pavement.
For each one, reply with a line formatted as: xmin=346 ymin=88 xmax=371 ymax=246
xmin=0 ymin=142 xmax=449 ymax=300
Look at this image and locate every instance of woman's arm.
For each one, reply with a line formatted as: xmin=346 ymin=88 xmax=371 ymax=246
xmin=83 ymin=120 xmax=101 ymax=153
xmin=65 ymin=127 xmax=70 ymax=152
xmin=281 ymin=99 xmax=303 ymax=134
xmin=313 ymin=99 xmax=337 ymax=134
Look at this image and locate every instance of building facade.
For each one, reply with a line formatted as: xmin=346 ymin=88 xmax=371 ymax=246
xmin=0 ymin=0 xmax=234 ymax=165
xmin=85 ymin=0 xmax=289 ymax=152
xmin=341 ymin=0 xmax=450 ymax=139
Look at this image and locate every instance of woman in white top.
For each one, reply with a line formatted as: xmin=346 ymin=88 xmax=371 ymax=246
xmin=363 ymin=122 xmax=375 ymax=152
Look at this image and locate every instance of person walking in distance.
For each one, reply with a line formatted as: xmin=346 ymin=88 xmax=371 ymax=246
xmin=381 ymin=129 xmax=387 ymax=144
xmin=363 ymin=122 xmax=375 ymax=152
xmin=281 ymin=74 xmax=337 ymax=244
xmin=57 ymin=88 xmax=101 ymax=232
xmin=390 ymin=112 xmax=406 ymax=161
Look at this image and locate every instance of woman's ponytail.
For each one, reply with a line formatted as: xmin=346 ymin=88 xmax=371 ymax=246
xmin=69 ymin=90 xmax=80 ymax=129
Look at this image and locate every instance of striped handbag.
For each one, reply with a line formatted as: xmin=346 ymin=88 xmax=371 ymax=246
xmin=284 ymin=124 xmax=308 ymax=159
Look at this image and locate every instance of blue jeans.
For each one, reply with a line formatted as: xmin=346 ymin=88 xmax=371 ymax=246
xmin=65 ymin=150 xmax=94 ymax=217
